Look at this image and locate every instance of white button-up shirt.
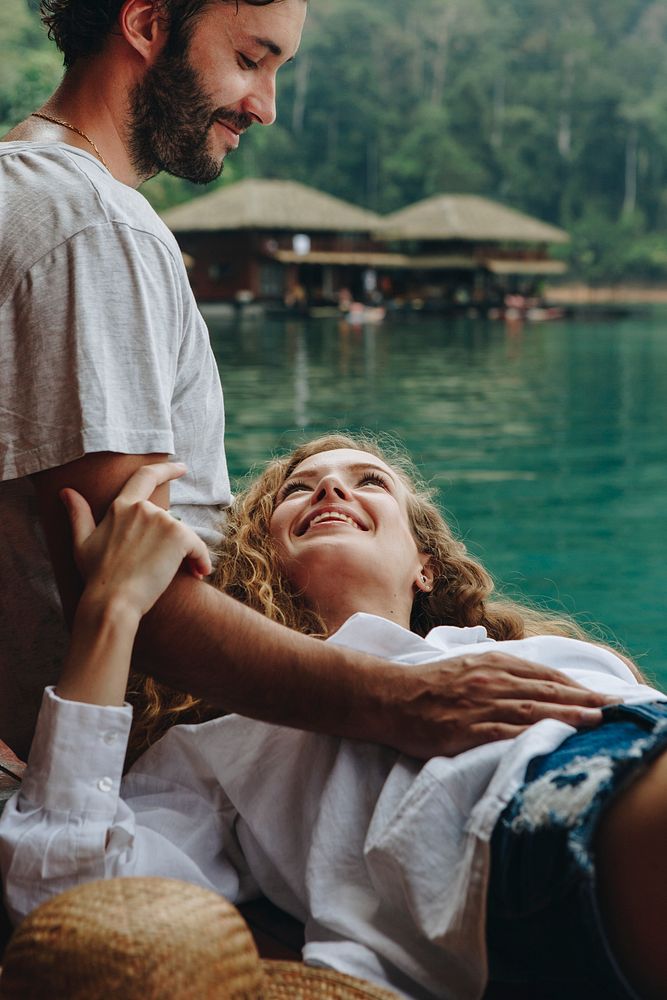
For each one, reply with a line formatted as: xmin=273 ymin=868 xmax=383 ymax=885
xmin=0 ymin=615 xmax=662 ymax=1000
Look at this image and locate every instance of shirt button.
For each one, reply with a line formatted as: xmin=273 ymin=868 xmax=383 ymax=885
xmin=103 ymin=731 xmax=118 ymax=745
xmin=97 ymin=777 xmax=114 ymax=793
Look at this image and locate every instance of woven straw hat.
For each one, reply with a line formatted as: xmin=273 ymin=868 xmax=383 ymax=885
xmin=0 ymin=878 xmax=399 ymax=1000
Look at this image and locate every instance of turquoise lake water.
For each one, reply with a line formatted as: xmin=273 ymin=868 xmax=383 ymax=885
xmin=208 ymin=311 xmax=667 ymax=684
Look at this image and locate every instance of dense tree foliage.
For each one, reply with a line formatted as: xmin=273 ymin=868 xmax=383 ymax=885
xmin=5 ymin=0 xmax=667 ymax=282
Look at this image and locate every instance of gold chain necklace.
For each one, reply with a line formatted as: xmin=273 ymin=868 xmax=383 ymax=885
xmin=30 ymin=112 xmax=110 ymax=171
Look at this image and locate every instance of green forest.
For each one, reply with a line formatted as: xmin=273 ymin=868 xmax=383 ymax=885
xmin=4 ymin=0 xmax=667 ymax=283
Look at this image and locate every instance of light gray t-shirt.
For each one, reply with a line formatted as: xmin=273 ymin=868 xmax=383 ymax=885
xmin=0 ymin=141 xmax=231 ymax=756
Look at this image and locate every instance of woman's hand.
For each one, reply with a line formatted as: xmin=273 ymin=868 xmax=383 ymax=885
xmin=61 ymin=462 xmax=212 ymax=620
xmin=56 ymin=463 xmax=212 ymax=706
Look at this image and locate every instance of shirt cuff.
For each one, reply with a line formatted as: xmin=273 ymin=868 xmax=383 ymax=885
xmin=22 ymin=688 xmax=132 ymax=815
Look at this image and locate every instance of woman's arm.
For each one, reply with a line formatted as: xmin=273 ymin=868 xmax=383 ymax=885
xmin=0 ymin=689 xmax=245 ymax=925
xmin=55 ymin=462 xmax=211 ymax=706
xmin=0 ymin=464 xmax=244 ymax=924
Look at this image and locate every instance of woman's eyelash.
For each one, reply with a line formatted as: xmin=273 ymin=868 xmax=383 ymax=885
xmin=359 ymin=472 xmax=389 ymax=488
xmin=239 ymin=53 xmax=259 ymax=69
xmin=279 ymin=480 xmax=310 ymax=499
xmin=278 ymin=472 xmax=388 ymax=502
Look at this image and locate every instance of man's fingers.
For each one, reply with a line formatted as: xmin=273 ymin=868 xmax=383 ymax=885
xmin=456 ymin=656 xmax=615 ymax=707
xmin=459 ymin=723 xmax=530 ymax=749
xmin=491 ymin=675 xmax=612 ymax=708
xmin=443 ymin=705 xmax=603 ymax=755
xmin=60 ymin=488 xmax=96 ymax=548
xmin=478 ymin=656 xmax=596 ymax=689
xmin=480 ymin=698 xmax=603 ymax=729
xmin=117 ymin=462 xmax=187 ymax=505
xmin=461 ymin=703 xmax=604 ymax=751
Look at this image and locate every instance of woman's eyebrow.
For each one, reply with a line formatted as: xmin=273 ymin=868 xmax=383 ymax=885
xmin=348 ymin=463 xmax=395 ymax=479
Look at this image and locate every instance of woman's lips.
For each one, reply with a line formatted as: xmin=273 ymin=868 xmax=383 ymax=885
xmin=296 ymin=507 xmax=368 ymax=536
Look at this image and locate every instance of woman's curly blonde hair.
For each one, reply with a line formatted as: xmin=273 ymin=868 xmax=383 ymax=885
xmin=127 ymin=431 xmax=594 ymax=759
xmin=212 ymin=432 xmax=590 ymax=641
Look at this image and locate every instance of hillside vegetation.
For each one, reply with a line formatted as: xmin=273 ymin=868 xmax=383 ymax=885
xmin=4 ymin=0 xmax=667 ymax=282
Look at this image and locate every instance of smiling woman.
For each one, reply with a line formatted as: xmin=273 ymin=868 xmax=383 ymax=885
xmin=211 ymin=432 xmax=593 ymax=644
xmin=267 ymin=447 xmax=434 ymax=635
xmin=129 ymin=431 xmax=598 ymax=752
xmin=3 ymin=433 xmax=667 ymax=1000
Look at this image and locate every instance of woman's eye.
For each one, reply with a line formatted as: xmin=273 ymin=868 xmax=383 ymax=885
xmin=239 ymin=53 xmax=259 ymax=70
xmin=359 ymin=473 xmax=389 ymax=489
xmin=278 ymin=480 xmax=310 ymax=500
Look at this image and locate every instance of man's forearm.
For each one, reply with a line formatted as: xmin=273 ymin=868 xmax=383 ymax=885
xmin=136 ymin=571 xmax=395 ymax=740
xmin=135 ymin=573 xmax=615 ymax=757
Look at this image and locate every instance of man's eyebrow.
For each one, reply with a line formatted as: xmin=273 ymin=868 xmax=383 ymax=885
xmin=251 ymin=35 xmax=285 ymax=58
xmin=249 ymin=35 xmax=296 ymax=63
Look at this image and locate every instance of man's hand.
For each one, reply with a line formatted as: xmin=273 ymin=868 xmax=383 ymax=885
xmin=379 ymin=650 xmax=612 ymax=758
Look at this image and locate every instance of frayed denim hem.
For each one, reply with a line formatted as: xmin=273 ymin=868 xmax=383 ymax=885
xmin=486 ymin=701 xmax=667 ymax=1000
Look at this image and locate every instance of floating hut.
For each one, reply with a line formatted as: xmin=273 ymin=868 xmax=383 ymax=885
xmin=161 ymin=182 xmax=568 ymax=310
xmin=373 ymin=194 xmax=569 ymax=309
xmin=161 ymin=179 xmax=382 ymax=305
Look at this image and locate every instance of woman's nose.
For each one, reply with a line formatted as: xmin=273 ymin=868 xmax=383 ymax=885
xmin=312 ymin=476 xmax=351 ymax=503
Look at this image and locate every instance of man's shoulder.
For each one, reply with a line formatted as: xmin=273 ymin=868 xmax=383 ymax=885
xmin=0 ymin=141 xmax=177 ymax=265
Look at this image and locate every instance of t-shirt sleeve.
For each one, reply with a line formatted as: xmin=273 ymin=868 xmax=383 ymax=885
xmin=0 ymin=222 xmax=185 ymax=481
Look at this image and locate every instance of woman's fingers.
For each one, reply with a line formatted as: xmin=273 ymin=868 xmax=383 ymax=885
xmin=144 ymin=507 xmax=212 ymax=580
xmin=60 ymin=487 xmax=96 ymax=548
xmin=119 ymin=463 xmax=213 ymax=578
xmin=65 ymin=463 xmax=212 ymax=600
xmin=178 ymin=523 xmax=213 ymax=580
xmin=115 ymin=461 xmax=187 ymax=505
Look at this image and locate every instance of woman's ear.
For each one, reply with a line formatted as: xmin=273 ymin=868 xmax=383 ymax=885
xmin=118 ymin=0 xmax=165 ymax=64
xmin=415 ymin=558 xmax=434 ymax=594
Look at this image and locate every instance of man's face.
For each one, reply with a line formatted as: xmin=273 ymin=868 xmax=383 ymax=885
xmin=128 ymin=0 xmax=306 ymax=183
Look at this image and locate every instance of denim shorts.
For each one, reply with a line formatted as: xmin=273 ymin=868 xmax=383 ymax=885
xmin=485 ymin=701 xmax=667 ymax=1000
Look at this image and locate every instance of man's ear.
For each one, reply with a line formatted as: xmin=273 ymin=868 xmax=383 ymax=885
xmin=118 ymin=0 xmax=165 ymax=64
xmin=415 ymin=557 xmax=434 ymax=594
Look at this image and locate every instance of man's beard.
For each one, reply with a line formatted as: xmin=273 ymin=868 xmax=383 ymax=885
xmin=128 ymin=47 xmax=253 ymax=184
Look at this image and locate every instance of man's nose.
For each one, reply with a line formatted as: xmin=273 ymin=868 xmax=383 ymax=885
xmin=243 ymin=75 xmax=277 ymax=127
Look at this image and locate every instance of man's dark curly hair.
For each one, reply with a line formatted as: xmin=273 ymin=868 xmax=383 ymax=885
xmin=40 ymin=0 xmax=287 ymax=69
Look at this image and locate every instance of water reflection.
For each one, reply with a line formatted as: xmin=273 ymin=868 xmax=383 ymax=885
xmin=292 ymin=325 xmax=310 ymax=428
xmin=208 ymin=311 xmax=667 ymax=676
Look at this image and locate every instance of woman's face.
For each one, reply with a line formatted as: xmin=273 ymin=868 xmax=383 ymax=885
xmin=269 ymin=448 xmax=431 ymax=604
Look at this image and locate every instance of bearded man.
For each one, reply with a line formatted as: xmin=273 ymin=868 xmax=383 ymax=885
xmin=0 ymin=0 xmax=608 ymax=763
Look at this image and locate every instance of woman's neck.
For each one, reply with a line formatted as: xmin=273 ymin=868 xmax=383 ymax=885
xmin=311 ymin=585 xmax=413 ymax=637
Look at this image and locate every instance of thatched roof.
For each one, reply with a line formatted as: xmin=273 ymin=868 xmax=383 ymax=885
xmin=161 ymin=179 xmax=381 ymax=233
xmin=273 ymin=250 xmax=478 ymax=270
xmin=375 ymin=194 xmax=569 ymax=244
